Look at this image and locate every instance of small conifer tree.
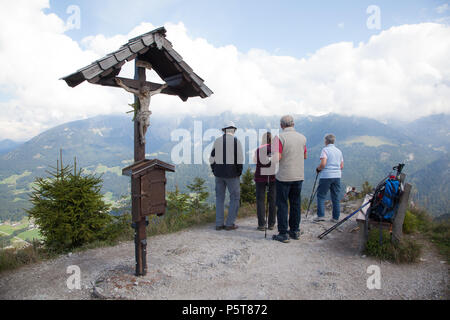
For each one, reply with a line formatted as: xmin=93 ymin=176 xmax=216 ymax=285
xmin=187 ymin=177 xmax=209 ymax=211
xmin=27 ymin=157 xmax=111 ymax=252
xmin=240 ymin=168 xmax=256 ymax=204
xmin=167 ymin=185 xmax=190 ymax=213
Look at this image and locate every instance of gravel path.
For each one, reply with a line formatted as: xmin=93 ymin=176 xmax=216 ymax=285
xmin=0 ymin=203 xmax=448 ymax=300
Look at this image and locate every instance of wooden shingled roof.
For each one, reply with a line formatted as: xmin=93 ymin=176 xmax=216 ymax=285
xmin=61 ymin=27 xmax=212 ymax=101
xmin=122 ymin=159 xmax=175 ymax=177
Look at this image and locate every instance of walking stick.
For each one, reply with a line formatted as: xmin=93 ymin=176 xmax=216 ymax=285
xmin=305 ymin=171 xmax=319 ymax=218
xmin=318 ymin=201 xmax=370 ymax=239
xmin=265 ymin=174 xmax=269 ymax=239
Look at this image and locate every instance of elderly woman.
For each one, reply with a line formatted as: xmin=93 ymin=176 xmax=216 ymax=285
xmin=253 ymin=132 xmax=276 ymax=231
xmin=314 ymin=134 xmax=344 ymax=223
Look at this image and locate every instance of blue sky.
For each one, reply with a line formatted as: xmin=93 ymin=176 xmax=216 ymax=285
xmin=47 ymin=0 xmax=448 ymax=58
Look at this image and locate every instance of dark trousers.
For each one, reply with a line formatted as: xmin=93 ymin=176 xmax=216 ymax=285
xmin=276 ymin=180 xmax=303 ymax=235
xmin=255 ymin=181 xmax=276 ymax=228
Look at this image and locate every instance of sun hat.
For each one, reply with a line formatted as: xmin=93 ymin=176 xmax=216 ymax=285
xmin=222 ymin=120 xmax=237 ymax=130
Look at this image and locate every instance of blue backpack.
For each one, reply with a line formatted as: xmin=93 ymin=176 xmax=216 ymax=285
xmin=370 ymin=177 xmax=400 ymax=221
xmin=381 ymin=178 xmax=400 ymax=219
xmin=368 ymin=164 xmax=405 ymax=245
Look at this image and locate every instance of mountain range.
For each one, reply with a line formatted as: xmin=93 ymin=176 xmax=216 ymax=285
xmin=0 ymin=112 xmax=448 ymax=221
xmin=0 ymin=139 xmax=21 ymax=155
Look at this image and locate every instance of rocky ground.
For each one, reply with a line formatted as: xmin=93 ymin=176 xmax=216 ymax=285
xmin=0 ymin=201 xmax=448 ymax=300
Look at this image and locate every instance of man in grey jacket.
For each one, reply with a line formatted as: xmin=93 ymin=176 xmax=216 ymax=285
xmin=209 ymin=121 xmax=244 ymax=231
xmin=272 ymin=115 xmax=307 ymax=243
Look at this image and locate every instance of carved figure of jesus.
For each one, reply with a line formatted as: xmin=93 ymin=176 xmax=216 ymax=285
xmin=115 ymin=77 xmax=168 ymax=145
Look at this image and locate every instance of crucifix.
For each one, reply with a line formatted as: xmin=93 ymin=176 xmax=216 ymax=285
xmin=115 ymin=61 xmax=167 ymax=145
xmin=61 ymin=27 xmax=212 ymax=277
xmin=125 ymin=59 xmax=167 ymax=276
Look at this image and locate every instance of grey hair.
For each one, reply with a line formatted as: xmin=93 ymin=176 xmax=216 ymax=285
xmin=280 ymin=115 xmax=294 ymax=128
xmin=324 ymin=134 xmax=336 ymax=145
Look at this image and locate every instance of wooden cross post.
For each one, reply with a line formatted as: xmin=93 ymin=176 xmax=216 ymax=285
xmin=61 ymin=27 xmax=213 ymax=277
xmin=132 ymin=61 xmax=148 ymax=276
xmin=392 ymin=174 xmax=412 ymax=244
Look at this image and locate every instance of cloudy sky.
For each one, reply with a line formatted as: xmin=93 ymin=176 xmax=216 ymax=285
xmin=0 ymin=0 xmax=449 ymax=141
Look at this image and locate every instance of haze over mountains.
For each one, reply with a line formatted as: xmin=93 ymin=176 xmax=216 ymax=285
xmin=0 ymin=112 xmax=448 ymax=222
xmin=0 ymin=139 xmax=21 ymax=155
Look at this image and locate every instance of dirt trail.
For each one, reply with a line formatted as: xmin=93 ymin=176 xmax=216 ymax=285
xmin=0 ymin=202 xmax=448 ymax=300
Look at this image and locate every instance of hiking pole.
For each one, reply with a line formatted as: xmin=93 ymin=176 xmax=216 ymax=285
xmin=305 ymin=171 xmax=319 ymax=218
xmin=265 ymin=175 xmax=269 ymax=239
xmin=318 ymin=201 xmax=370 ymax=239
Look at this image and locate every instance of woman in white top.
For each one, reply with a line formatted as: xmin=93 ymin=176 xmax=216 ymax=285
xmin=313 ymin=134 xmax=344 ymax=222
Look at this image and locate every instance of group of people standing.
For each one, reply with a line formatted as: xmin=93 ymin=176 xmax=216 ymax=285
xmin=209 ymin=115 xmax=344 ymax=243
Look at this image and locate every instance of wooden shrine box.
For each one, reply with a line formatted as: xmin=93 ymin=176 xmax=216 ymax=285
xmin=122 ymin=159 xmax=175 ymax=221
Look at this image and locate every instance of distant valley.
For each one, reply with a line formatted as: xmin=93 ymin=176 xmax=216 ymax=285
xmin=0 ymin=112 xmax=448 ymax=221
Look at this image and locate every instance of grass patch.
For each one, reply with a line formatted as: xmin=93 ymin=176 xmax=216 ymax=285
xmin=0 ymin=240 xmax=58 ymax=273
xmin=16 ymin=229 xmax=42 ymax=242
xmin=342 ymin=136 xmax=396 ymax=147
xmin=408 ymin=206 xmax=449 ymax=262
xmin=0 ymin=225 xmax=15 ymax=235
xmin=365 ymin=206 xmax=450 ymax=263
xmin=428 ymin=220 xmax=450 ymax=262
xmin=365 ymin=229 xmax=422 ymax=263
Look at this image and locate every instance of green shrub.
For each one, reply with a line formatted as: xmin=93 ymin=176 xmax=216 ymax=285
xmin=392 ymin=239 xmax=422 ymax=263
xmin=0 ymin=248 xmax=19 ymax=272
xmin=147 ymin=208 xmax=215 ymax=237
xmin=408 ymin=206 xmax=432 ymax=232
xmin=104 ymin=213 xmax=134 ymax=243
xmin=27 ymin=159 xmax=113 ymax=253
xmin=14 ymin=246 xmax=39 ymax=265
xmin=0 ymin=240 xmax=51 ymax=273
xmin=365 ymin=229 xmax=422 ymax=263
xmin=167 ymin=186 xmax=191 ymax=213
xmin=403 ymin=210 xmax=419 ymax=234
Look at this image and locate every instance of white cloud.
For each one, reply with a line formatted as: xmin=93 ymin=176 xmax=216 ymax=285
xmin=0 ymin=1 xmax=450 ymax=141
xmin=436 ymin=3 xmax=449 ymax=14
